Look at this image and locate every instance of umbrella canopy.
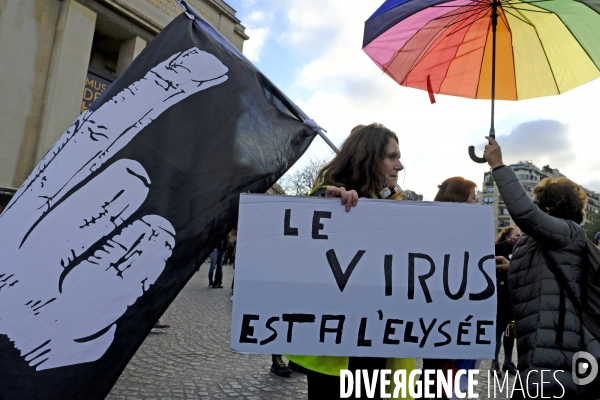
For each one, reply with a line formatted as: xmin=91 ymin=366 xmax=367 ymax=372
xmin=363 ymin=0 xmax=600 ymax=101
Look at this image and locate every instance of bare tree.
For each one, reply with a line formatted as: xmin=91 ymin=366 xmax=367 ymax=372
xmin=278 ymin=158 xmax=329 ymax=196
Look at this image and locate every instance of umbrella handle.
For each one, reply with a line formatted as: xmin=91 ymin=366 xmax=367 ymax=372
xmin=468 ymin=146 xmax=487 ymax=163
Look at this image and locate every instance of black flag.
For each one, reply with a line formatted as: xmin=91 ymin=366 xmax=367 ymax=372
xmin=0 ymin=12 xmax=315 ymax=400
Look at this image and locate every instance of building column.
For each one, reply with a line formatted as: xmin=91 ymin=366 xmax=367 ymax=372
xmin=36 ymin=0 xmax=96 ymax=163
xmin=116 ymin=36 xmax=147 ymax=76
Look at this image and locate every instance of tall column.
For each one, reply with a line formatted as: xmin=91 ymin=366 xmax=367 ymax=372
xmin=116 ymin=36 xmax=147 ymax=76
xmin=0 ymin=0 xmax=61 ymax=190
xmin=36 ymin=0 xmax=96 ymax=163
xmin=218 ymin=16 xmax=235 ymax=44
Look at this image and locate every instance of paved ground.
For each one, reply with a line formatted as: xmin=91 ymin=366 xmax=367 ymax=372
xmin=107 ymin=262 xmax=519 ymax=400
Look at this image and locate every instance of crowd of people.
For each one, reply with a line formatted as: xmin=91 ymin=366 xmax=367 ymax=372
xmin=203 ymin=123 xmax=600 ymax=399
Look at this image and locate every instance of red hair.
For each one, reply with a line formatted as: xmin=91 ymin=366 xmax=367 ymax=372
xmin=434 ymin=177 xmax=476 ymax=203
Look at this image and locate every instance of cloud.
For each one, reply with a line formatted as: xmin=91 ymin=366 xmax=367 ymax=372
xmin=228 ymin=3 xmax=277 ymax=63
xmin=491 ymin=119 xmax=575 ymax=167
xmin=234 ymin=8 xmax=274 ymax=63
xmin=230 ymin=0 xmax=600 ymax=200
xmin=245 ymin=11 xmax=268 ymax=24
xmin=582 ymin=179 xmax=600 ymax=193
xmin=276 ymin=2 xmax=341 ymax=57
xmin=243 ymin=26 xmax=270 ymax=62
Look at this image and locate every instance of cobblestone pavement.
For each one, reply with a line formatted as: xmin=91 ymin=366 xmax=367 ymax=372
xmin=108 ymin=262 xmax=519 ymax=400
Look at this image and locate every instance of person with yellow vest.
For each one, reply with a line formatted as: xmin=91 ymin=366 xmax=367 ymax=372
xmin=286 ymin=123 xmax=415 ymax=400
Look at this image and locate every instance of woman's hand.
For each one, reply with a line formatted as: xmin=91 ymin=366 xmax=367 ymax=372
xmin=325 ymin=186 xmax=358 ymax=212
xmin=483 ymin=136 xmax=504 ymax=169
xmin=495 ymin=256 xmax=510 ymax=271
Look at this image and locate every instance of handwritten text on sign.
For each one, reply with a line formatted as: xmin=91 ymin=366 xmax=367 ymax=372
xmin=231 ymin=195 xmax=496 ymax=359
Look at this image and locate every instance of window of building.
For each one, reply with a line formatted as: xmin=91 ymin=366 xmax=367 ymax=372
xmin=486 ymin=187 xmax=494 ymax=193
xmin=516 ymin=174 xmax=539 ymax=181
xmin=483 ymin=197 xmax=494 ymax=204
xmin=89 ymin=18 xmax=126 ymax=81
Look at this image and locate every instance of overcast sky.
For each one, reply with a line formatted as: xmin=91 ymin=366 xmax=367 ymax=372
xmin=226 ymin=0 xmax=600 ymax=200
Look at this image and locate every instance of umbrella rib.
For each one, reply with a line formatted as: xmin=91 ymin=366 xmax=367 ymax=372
xmin=432 ymin=3 xmax=487 ymax=8
xmin=402 ymin=11 xmax=486 ymax=89
xmin=433 ymin=0 xmax=488 ymax=7
xmin=431 ymin=3 xmax=489 ymax=22
xmin=443 ymin=13 xmax=484 ymax=30
xmin=501 ymin=8 xmax=534 ymax=27
xmin=473 ymin=14 xmax=491 ymax=100
xmin=510 ymin=5 xmax=561 ymax=94
xmin=497 ymin=6 xmax=513 ymax=33
xmin=505 ymin=7 xmax=552 ymax=14
xmin=445 ymin=10 xmax=492 ymax=37
xmin=502 ymin=0 xmax=553 ymax=4
xmin=439 ymin=4 xmax=490 ymax=28
xmin=432 ymin=9 xmax=477 ymax=21
xmin=441 ymin=2 xmax=491 ymax=18
xmin=523 ymin=2 xmax=600 ymax=76
xmin=384 ymin=11 xmax=467 ymax=89
xmin=501 ymin=7 xmax=519 ymax=101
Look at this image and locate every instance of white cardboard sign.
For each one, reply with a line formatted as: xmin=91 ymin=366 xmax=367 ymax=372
xmin=231 ymin=194 xmax=496 ymax=359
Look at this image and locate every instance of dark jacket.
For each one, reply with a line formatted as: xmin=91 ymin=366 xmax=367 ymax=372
xmin=494 ymin=241 xmax=514 ymax=323
xmin=493 ymin=166 xmax=600 ymax=396
xmin=217 ymin=237 xmax=228 ymax=252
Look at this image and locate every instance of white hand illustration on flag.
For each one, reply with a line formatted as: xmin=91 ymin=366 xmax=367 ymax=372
xmin=0 ymin=48 xmax=228 ymax=370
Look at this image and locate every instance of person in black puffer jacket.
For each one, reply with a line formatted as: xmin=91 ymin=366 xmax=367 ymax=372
xmin=484 ymin=137 xmax=600 ymax=398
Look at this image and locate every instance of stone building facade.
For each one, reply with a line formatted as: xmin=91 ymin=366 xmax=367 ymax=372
xmin=0 ymin=0 xmax=247 ymax=210
xmin=482 ymin=161 xmax=600 ymax=234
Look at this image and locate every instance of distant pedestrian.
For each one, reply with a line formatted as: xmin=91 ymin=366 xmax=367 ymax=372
xmin=208 ymin=236 xmax=228 ymax=288
xmin=493 ymin=226 xmax=521 ymax=376
xmin=228 ymin=239 xmax=236 ymax=265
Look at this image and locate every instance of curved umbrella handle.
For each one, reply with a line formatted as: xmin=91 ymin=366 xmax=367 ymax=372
xmin=468 ymin=146 xmax=487 ymax=163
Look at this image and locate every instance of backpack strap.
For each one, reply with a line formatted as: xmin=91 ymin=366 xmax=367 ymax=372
xmin=586 ymin=238 xmax=600 ymax=285
xmin=539 ymin=246 xmax=583 ymax=348
xmin=583 ymin=239 xmax=600 ymax=341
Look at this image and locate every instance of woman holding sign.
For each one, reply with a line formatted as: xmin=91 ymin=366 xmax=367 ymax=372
xmin=287 ymin=123 xmax=412 ymax=400
xmin=483 ymin=137 xmax=600 ymax=398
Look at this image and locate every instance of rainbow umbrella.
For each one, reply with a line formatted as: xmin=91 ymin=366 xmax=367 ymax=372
xmin=363 ymin=0 xmax=600 ymax=163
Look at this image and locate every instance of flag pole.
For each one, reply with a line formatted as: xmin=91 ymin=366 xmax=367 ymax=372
xmin=316 ymin=131 xmax=340 ymax=155
xmin=175 ymin=0 xmax=340 ymax=155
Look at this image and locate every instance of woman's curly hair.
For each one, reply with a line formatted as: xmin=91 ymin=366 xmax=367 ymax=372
xmin=533 ymin=177 xmax=587 ymax=224
xmin=315 ymin=123 xmax=399 ymax=197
